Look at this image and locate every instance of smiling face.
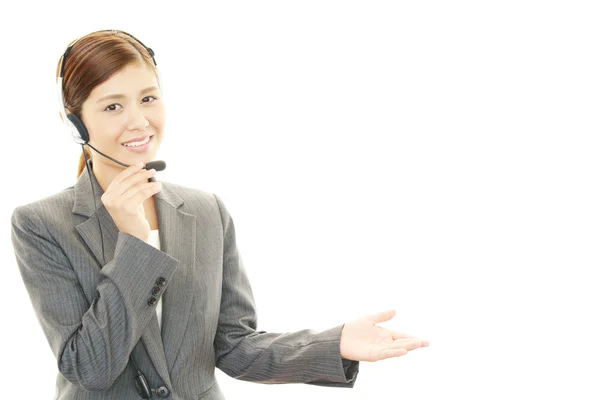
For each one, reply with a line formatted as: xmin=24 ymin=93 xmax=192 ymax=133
xmin=80 ymin=62 xmax=164 ymax=171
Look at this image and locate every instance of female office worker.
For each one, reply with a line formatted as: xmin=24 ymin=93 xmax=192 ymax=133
xmin=10 ymin=30 xmax=428 ymax=399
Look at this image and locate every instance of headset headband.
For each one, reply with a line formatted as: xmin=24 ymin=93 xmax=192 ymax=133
xmin=58 ymin=30 xmax=157 ymax=79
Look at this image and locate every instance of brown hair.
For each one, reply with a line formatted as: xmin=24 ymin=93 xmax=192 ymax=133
xmin=55 ymin=30 xmax=157 ymax=178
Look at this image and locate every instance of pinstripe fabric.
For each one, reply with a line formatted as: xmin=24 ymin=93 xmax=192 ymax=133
xmin=10 ymin=159 xmax=359 ymax=399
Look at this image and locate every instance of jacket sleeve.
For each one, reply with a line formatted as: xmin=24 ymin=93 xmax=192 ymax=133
xmin=10 ymin=205 xmax=180 ymax=391
xmin=212 ymin=195 xmax=359 ymax=387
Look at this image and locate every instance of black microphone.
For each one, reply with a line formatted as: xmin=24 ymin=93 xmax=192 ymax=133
xmin=145 ymin=160 xmax=166 ymax=171
xmin=85 ymin=142 xmax=166 ymax=180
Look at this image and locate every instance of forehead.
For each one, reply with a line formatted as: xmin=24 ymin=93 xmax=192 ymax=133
xmin=89 ymin=63 xmax=158 ymax=98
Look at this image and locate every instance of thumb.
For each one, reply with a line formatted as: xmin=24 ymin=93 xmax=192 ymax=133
xmin=369 ymin=309 xmax=396 ymax=324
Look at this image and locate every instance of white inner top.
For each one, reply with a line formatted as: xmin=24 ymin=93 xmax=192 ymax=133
xmin=147 ymin=229 xmax=163 ymax=330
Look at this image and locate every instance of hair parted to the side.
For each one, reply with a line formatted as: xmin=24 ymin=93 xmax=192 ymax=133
xmin=55 ymin=30 xmax=158 ymax=178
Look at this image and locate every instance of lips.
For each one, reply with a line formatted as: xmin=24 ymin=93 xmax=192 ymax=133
xmin=122 ymin=135 xmax=153 ymax=152
xmin=122 ymin=135 xmax=151 ymax=144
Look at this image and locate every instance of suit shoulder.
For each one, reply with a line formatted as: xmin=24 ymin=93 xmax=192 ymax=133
xmin=160 ymin=181 xmax=236 ymax=221
xmin=160 ymin=180 xmax=222 ymax=211
xmin=162 ymin=180 xmax=216 ymax=201
xmin=11 ymin=186 xmax=75 ymax=228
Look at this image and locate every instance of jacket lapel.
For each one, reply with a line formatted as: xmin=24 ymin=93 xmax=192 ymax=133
xmin=155 ymin=191 xmax=196 ymax=375
xmin=71 ymin=159 xmax=196 ymax=387
xmin=73 ymin=163 xmax=119 ymax=267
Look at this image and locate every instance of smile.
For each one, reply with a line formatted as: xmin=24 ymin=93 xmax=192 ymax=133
xmin=122 ymin=135 xmax=154 ymax=152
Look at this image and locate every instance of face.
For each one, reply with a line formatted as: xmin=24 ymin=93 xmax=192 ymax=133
xmin=80 ymin=62 xmax=164 ymax=170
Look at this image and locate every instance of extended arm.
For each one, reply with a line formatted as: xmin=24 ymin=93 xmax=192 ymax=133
xmin=212 ymin=195 xmax=359 ymax=387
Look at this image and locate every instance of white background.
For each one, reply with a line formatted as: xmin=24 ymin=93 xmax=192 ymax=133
xmin=2 ymin=1 xmax=599 ymax=399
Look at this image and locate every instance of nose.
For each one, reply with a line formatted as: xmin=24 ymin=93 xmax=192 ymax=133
xmin=127 ymin=104 xmax=150 ymax=131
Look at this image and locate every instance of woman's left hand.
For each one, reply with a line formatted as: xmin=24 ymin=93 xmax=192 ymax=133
xmin=340 ymin=309 xmax=429 ymax=362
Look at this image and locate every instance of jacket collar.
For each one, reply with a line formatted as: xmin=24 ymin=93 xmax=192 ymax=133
xmin=72 ymin=158 xmax=196 ymax=387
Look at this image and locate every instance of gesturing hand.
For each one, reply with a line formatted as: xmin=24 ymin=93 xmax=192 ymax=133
xmin=340 ymin=309 xmax=429 ymax=362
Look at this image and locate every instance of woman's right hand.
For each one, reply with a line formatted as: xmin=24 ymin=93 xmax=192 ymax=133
xmin=101 ymin=162 xmax=162 ymax=242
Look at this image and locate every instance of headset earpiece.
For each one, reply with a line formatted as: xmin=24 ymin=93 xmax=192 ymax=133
xmin=67 ymin=114 xmax=90 ymax=144
xmin=67 ymin=113 xmax=89 ymax=144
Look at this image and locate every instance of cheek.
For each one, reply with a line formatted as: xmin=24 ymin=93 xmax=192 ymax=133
xmin=87 ymin=115 xmax=125 ymax=143
xmin=148 ymin=112 xmax=165 ymax=131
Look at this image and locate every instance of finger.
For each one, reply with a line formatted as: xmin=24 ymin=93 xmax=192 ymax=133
xmin=110 ymin=162 xmax=145 ymax=187
xmin=113 ymin=169 xmax=156 ymax=197
xmin=391 ymin=331 xmax=419 ymax=340
xmin=369 ymin=309 xmax=396 ymax=324
xmin=394 ymin=336 xmax=429 ymax=348
xmin=121 ymin=181 xmax=159 ymax=199
xmin=386 ymin=338 xmax=423 ymax=349
xmin=400 ymin=340 xmax=425 ymax=351
xmin=119 ymin=168 xmax=156 ymax=191
xmin=106 ymin=165 xmax=150 ymax=198
xmin=391 ymin=331 xmax=430 ymax=347
xmin=375 ymin=348 xmax=408 ymax=361
xmin=128 ymin=182 xmax=162 ymax=205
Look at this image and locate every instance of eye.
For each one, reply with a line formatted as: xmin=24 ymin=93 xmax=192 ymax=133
xmin=104 ymin=104 xmax=122 ymax=112
xmin=103 ymin=96 xmax=158 ymax=112
xmin=142 ymin=96 xmax=158 ymax=103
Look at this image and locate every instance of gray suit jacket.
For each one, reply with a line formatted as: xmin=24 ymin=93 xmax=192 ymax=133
xmin=11 ymin=160 xmax=359 ymax=399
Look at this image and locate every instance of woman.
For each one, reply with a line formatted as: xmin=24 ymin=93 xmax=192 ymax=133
xmin=10 ymin=29 xmax=428 ymax=399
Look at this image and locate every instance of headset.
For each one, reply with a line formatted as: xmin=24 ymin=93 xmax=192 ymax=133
xmin=57 ymin=30 xmax=167 ymax=399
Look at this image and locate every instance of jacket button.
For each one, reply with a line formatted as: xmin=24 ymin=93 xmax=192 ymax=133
xmin=147 ymin=297 xmax=158 ymax=306
xmin=156 ymin=277 xmax=167 ymax=286
xmin=156 ymin=385 xmax=170 ymax=398
xmin=152 ymin=286 xmax=161 ymax=296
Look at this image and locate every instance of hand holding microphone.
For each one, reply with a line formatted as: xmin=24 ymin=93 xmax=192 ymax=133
xmin=101 ymin=162 xmax=162 ymax=243
xmin=84 ymin=139 xmax=167 ymax=241
xmin=145 ymin=160 xmax=166 ymax=182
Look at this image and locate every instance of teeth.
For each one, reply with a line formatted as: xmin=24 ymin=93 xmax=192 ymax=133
xmin=123 ymin=136 xmax=151 ymax=147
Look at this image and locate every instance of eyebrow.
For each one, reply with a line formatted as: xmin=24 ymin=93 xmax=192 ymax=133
xmin=96 ymin=86 xmax=159 ymax=104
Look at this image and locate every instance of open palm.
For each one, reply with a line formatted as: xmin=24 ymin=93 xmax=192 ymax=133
xmin=340 ymin=309 xmax=429 ymax=362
